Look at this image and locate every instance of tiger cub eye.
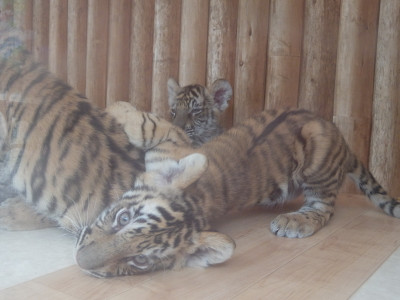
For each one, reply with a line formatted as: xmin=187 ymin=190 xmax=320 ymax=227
xmin=131 ymin=255 xmax=149 ymax=269
xmin=117 ymin=211 xmax=130 ymax=227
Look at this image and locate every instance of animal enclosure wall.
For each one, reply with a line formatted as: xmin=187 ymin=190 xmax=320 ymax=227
xmin=1 ymin=0 xmax=399 ymax=195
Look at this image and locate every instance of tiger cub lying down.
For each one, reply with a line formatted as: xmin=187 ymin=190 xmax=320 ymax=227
xmin=75 ymin=101 xmax=400 ymax=277
xmin=167 ymin=78 xmax=232 ymax=146
xmin=1 ymin=23 xmax=398 ymax=278
xmin=0 ymin=25 xmax=148 ymax=233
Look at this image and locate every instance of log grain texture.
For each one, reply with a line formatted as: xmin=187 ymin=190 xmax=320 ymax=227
xmin=4 ymin=0 xmax=399 ymax=194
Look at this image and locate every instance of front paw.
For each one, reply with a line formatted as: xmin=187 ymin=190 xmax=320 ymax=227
xmin=106 ymin=102 xmax=151 ymax=149
xmin=270 ymin=212 xmax=321 ymax=238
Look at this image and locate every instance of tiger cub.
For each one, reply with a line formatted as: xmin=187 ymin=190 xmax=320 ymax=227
xmin=75 ymin=101 xmax=400 ymax=277
xmin=167 ymin=78 xmax=232 ymax=146
xmin=0 ymin=24 xmax=147 ymax=234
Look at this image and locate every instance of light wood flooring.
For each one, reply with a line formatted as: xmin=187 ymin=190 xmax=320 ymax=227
xmin=1 ymin=194 xmax=400 ymax=300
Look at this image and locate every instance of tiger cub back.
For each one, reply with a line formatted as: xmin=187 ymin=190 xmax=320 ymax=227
xmin=167 ymin=78 xmax=232 ymax=147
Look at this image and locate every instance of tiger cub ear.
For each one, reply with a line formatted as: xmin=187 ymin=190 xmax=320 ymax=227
xmin=144 ymin=153 xmax=208 ymax=190
xmin=210 ymin=79 xmax=233 ymax=112
xmin=186 ymin=231 xmax=236 ymax=268
xmin=167 ymin=77 xmax=181 ymax=107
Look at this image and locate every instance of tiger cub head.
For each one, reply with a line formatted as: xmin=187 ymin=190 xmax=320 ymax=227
xmin=75 ymin=153 xmax=235 ymax=277
xmin=167 ymin=78 xmax=232 ymax=146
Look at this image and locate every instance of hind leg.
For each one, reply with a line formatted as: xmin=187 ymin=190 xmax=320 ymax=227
xmin=270 ymin=187 xmax=337 ymax=238
xmin=0 ymin=196 xmax=56 ymax=230
xmin=0 ymin=118 xmax=54 ymax=230
xmin=270 ymin=119 xmax=347 ymax=238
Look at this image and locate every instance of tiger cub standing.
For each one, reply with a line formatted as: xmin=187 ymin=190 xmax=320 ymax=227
xmin=167 ymin=78 xmax=232 ymax=146
xmin=75 ymin=101 xmax=400 ymax=277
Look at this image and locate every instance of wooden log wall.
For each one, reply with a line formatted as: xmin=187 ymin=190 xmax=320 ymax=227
xmin=1 ymin=0 xmax=399 ymax=196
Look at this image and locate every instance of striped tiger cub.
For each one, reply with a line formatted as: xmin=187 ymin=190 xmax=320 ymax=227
xmin=167 ymin=78 xmax=232 ymax=146
xmin=0 ymin=24 xmax=145 ymax=234
xmin=75 ymin=101 xmax=400 ymax=277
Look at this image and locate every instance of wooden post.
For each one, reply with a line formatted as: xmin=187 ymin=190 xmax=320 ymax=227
xmin=67 ymin=0 xmax=88 ymax=96
xmin=178 ymin=0 xmax=209 ymax=86
xmin=48 ymin=0 xmax=67 ymax=81
xmin=265 ymin=0 xmax=304 ymax=110
xmin=32 ymin=0 xmax=50 ymax=66
xmin=369 ymin=0 xmax=400 ymax=196
xmin=13 ymin=0 xmax=33 ymax=51
xmin=129 ymin=0 xmax=155 ymax=112
xmin=86 ymin=0 xmax=109 ymax=108
xmin=333 ymin=0 xmax=379 ymax=193
xmin=298 ymin=0 xmax=341 ymax=121
xmin=151 ymin=0 xmax=181 ymax=118
xmin=0 ymin=0 xmax=13 ymax=25
xmin=106 ymin=0 xmax=131 ymax=106
xmin=234 ymin=0 xmax=270 ymax=123
xmin=207 ymin=0 xmax=238 ymax=129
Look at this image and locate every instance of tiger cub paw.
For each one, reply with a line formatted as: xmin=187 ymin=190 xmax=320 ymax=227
xmin=106 ymin=102 xmax=146 ymax=147
xmin=0 ymin=197 xmax=56 ymax=230
xmin=270 ymin=212 xmax=322 ymax=238
xmin=106 ymin=101 xmax=139 ymax=128
xmin=106 ymin=101 xmax=157 ymax=149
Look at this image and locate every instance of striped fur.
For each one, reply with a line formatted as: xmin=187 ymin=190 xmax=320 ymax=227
xmin=75 ymin=102 xmax=400 ymax=277
xmin=167 ymin=78 xmax=232 ymax=146
xmin=0 ymin=25 xmax=145 ymax=234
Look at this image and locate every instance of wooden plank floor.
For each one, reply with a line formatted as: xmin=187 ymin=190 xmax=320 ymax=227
xmin=1 ymin=194 xmax=400 ymax=300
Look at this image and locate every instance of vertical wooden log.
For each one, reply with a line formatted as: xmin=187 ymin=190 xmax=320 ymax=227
xmin=370 ymin=0 xmax=400 ymax=196
xmin=265 ymin=0 xmax=304 ymax=110
xmin=152 ymin=0 xmax=181 ymax=118
xmin=86 ymin=0 xmax=109 ymax=108
xmin=48 ymin=0 xmax=67 ymax=81
xmin=13 ymin=0 xmax=33 ymax=51
xmin=178 ymin=0 xmax=209 ymax=86
xmin=32 ymin=0 xmax=50 ymax=66
xmin=207 ymin=0 xmax=238 ymax=129
xmin=106 ymin=0 xmax=131 ymax=106
xmin=0 ymin=0 xmax=13 ymax=25
xmin=234 ymin=0 xmax=270 ymax=123
xmin=298 ymin=0 xmax=341 ymax=120
xmin=0 ymin=0 xmax=12 ymax=11
xmin=129 ymin=0 xmax=155 ymax=112
xmin=67 ymin=0 xmax=88 ymax=95
xmin=333 ymin=0 xmax=379 ymax=193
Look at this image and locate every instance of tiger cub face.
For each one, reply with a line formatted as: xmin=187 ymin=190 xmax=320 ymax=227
xmin=75 ymin=154 xmax=235 ymax=277
xmin=167 ymin=78 xmax=232 ymax=146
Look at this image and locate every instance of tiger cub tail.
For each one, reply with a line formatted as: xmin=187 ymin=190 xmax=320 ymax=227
xmin=347 ymin=154 xmax=400 ymax=217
